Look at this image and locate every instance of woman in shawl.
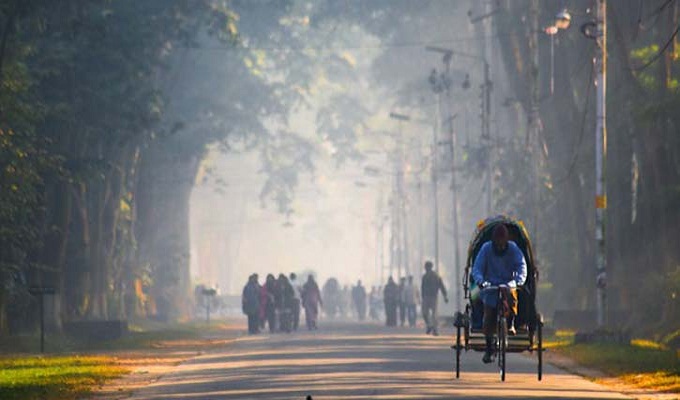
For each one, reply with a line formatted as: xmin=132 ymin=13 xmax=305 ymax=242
xmin=301 ymin=275 xmax=322 ymax=330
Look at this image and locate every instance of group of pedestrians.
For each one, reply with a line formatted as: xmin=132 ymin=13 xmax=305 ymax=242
xmin=381 ymin=263 xmax=447 ymax=335
xmin=242 ymin=262 xmax=448 ymax=336
xmin=348 ymin=261 xmax=449 ymax=335
xmin=241 ymin=273 xmax=323 ymax=334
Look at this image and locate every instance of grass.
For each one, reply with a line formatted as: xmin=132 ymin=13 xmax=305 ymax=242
xmin=0 ymin=319 xmax=242 ymax=399
xmin=0 ymin=355 xmax=127 ymax=400
xmin=545 ymin=331 xmax=680 ymax=393
xmin=0 ymin=320 xmax=239 ymax=353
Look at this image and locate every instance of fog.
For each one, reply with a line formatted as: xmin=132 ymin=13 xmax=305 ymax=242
xmin=186 ymin=1 xmax=497 ymax=310
xmin=1 ymin=0 xmax=677 ymax=340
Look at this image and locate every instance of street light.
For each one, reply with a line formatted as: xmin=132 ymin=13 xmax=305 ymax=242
xmin=549 ymin=3 xmax=608 ymax=328
xmin=555 ymin=9 xmax=572 ymax=30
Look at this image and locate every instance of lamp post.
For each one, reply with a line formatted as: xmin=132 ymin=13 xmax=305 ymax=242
xmin=552 ymin=3 xmax=607 ymax=328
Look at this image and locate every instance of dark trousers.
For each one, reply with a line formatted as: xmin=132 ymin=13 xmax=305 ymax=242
xmin=422 ymin=296 xmax=438 ymax=330
xmin=266 ymin=308 xmax=276 ymax=333
xmin=399 ymin=302 xmax=406 ymax=326
xmin=247 ymin=313 xmax=259 ymax=334
xmin=406 ymin=304 xmax=417 ymax=327
xmin=292 ymin=298 xmax=301 ymax=331
xmin=385 ymin=302 xmax=398 ymax=326
xmin=356 ymin=303 xmax=366 ymax=320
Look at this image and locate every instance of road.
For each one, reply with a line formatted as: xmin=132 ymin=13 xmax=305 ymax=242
xmin=127 ymin=321 xmax=631 ymax=399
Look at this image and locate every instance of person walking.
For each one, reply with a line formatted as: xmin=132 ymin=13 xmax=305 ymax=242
xmin=301 ymin=275 xmax=322 ymax=330
xmin=421 ymin=261 xmax=448 ymax=336
xmin=264 ymin=274 xmax=278 ymax=333
xmin=383 ymin=277 xmax=399 ymax=327
xmin=398 ymin=277 xmax=407 ymax=327
xmin=289 ymin=273 xmax=302 ymax=331
xmin=403 ymin=275 xmax=419 ymax=327
xmin=369 ymin=286 xmax=380 ymax=321
xmin=241 ymin=274 xmax=260 ymax=334
xmin=351 ymin=280 xmax=367 ymax=321
xmin=277 ymin=274 xmax=295 ymax=333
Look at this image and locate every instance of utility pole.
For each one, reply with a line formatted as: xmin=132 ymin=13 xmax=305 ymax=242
xmin=482 ymin=1 xmax=494 ymax=215
xmin=482 ymin=60 xmax=493 ymax=214
xmin=594 ymin=0 xmax=608 ymax=328
xmin=390 ymin=112 xmax=411 ymax=279
xmin=468 ymin=0 xmax=495 ymax=215
xmin=375 ymin=190 xmax=385 ymax=284
xmin=444 ymin=94 xmax=462 ymax=314
xmin=426 ymin=47 xmax=462 ymax=312
xmin=432 ymin=99 xmax=440 ymax=273
xmin=528 ymin=0 xmax=541 ymax=251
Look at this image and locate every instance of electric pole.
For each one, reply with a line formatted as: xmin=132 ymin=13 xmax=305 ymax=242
xmin=426 ymin=46 xmax=462 ymax=312
xmin=390 ymin=112 xmax=411 ymax=279
xmin=528 ymin=0 xmax=542 ymax=256
xmin=594 ymin=0 xmax=608 ymax=328
xmin=432 ymin=98 xmax=440 ymax=273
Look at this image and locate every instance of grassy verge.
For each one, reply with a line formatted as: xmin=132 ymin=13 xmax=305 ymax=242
xmin=0 ymin=319 xmax=243 ymax=399
xmin=0 ymin=356 xmax=127 ymax=400
xmin=546 ymin=331 xmax=680 ymax=393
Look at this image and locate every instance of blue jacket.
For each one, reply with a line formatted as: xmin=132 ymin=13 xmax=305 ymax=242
xmin=472 ymin=241 xmax=527 ymax=307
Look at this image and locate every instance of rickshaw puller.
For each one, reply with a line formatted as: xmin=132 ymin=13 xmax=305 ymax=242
xmin=472 ymin=224 xmax=527 ymax=364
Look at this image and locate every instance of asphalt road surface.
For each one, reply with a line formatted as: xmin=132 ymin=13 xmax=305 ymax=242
xmin=127 ymin=321 xmax=631 ymax=399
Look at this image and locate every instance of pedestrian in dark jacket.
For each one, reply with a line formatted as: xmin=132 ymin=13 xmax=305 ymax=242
xmin=289 ymin=273 xmax=302 ymax=331
xmin=421 ymin=261 xmax=448 ymax=336
xmin=351 ymin=280 xmax=367 ymax=321
xmin=398 ymin=277 xmax=407 ymax=327
xmin=302 ymin=275 xmax=322 ymax=330
xmin=277 ymin=274 xmax=295 ymax=333
xmin=264 ymin=274 xmax=278 ymax=332
xmin=242 ymin=274 xmax=260 ymax=334
xmin=383 ymin=277 xmax=399 ymax=327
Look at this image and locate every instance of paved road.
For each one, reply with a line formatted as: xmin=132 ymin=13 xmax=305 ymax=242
xmin=127 ymin=322 xmax=631 ymax=399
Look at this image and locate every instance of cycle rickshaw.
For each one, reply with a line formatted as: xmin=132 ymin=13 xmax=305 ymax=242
xmin=452 ymin=215 xmax=543 ymax=381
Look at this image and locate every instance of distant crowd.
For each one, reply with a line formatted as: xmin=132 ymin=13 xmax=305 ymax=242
xmin=241 ymin=273 xmax=322 ymax=334
xmin=241 ymin=261 xmax=449 ymax=336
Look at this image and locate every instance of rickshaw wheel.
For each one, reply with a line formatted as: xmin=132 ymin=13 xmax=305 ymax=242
xmin=455 ymin=325 xmax=461 ymax=378
xmin=498 ymin=317 xmax=507 ymax=382
xmin=537 ymin=313 xmax=543 ymax=381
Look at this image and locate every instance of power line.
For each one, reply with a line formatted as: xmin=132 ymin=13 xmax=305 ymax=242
xmin=177 ymin=32 xmax=513 ymax=53
xmin=554 ymin=60 xmax=595 ymax=185
xmin=633 ymin=22 xmax=680 ymax=71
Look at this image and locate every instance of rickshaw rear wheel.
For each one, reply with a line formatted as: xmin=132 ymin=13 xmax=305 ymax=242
xmin=455 ymin=325 xmax=461 ymax=378
xmin=537 ymin=312 xmax=543 ymax=381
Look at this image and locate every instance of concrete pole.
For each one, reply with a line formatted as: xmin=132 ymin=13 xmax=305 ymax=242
xmin=483 ymin=60 xmax=493 ymax=214
xmin=444 ymin=60 xmax=462 ymax=312
xmin=529 ymin=0 xmax=541 ymax=247
xmin=398 ymin=121 xmax=410 ymax=278
xmin=595 ymin=0 xmax=608 ymax=328
xmin=432 ymin=97 xmax=441 ymax=273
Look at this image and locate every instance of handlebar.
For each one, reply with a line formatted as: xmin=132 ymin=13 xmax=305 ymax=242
xmin=480 ymin=284 xmax=510 ymax=290
xmin=480 ymin=284 xmax=515 ymax=292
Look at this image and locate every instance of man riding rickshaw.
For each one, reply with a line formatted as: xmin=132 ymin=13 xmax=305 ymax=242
xmin=452 ymin=215 xmax=543 ymax=382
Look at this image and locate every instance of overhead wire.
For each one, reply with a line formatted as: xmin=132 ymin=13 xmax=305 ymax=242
xmin=632 ymin=22 xmax=680 ymax=71
xmin=553 ymin=58 xmax=595 ymax=185
xmin=176 ymin=32 xmax=516 ymax=53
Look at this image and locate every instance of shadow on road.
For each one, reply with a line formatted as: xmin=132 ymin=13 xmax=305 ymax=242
xmin=128 ymin=322 xmax=631 ymax=400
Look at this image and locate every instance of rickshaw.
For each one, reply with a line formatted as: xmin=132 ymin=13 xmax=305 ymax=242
xmin=451 ymin=215 xmax=543 ymax=381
